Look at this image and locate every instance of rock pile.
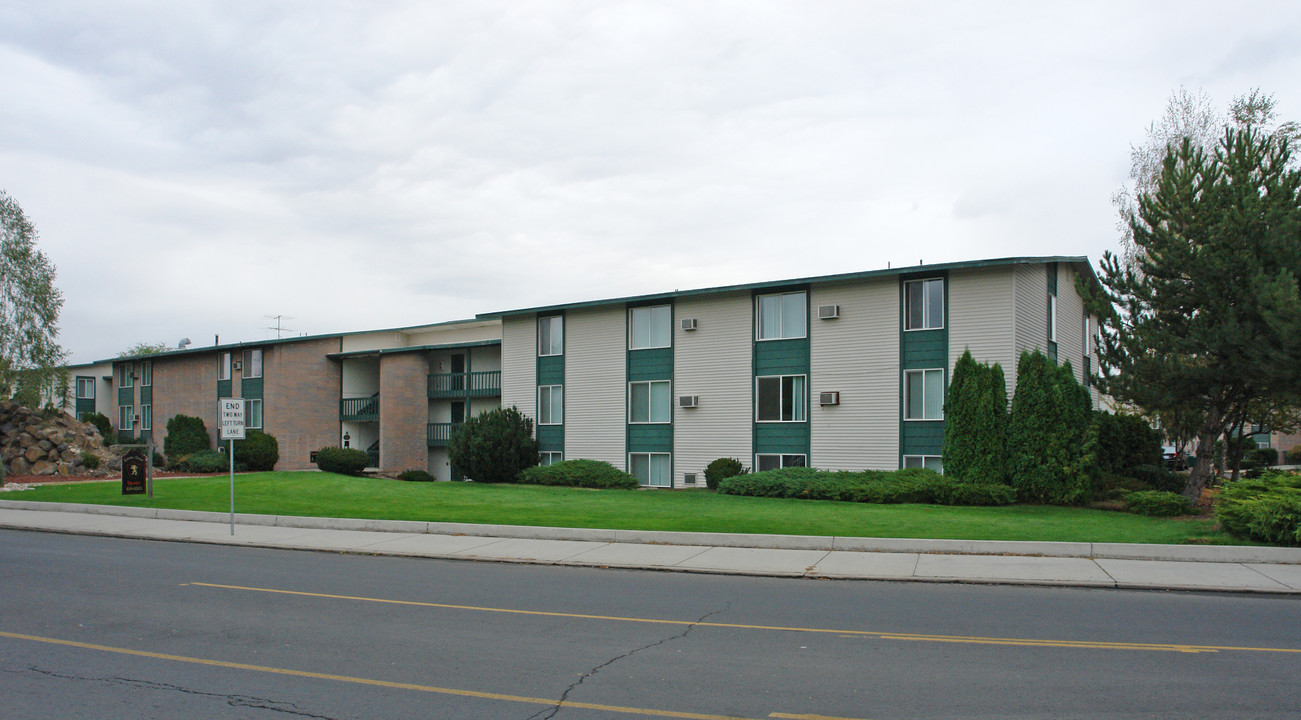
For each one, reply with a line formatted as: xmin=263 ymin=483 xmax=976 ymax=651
xmin=1 ymin=400 xmax=112 ymax=480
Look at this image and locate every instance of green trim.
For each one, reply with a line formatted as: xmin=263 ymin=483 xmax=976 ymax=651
xmin=752 ymin=288 xmax=810 ymax=466
xmin=899 ymin=273 xmax=948 ymax=466
xmin=536 ymin=311 xmax=565 ymax=456
xmin=626 ymin=302 xmax=673 ymax=465
xmin=217 ymin=379 xmax=232 ymax=399
xmin=117 ymin=386 xmax=133 ymax=406
xmin=240 ymin=377 xmax=263 ymax=399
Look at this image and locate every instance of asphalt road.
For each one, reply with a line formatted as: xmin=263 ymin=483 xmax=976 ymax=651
xmin=3 ymin=528 xmax=1300 ymax=719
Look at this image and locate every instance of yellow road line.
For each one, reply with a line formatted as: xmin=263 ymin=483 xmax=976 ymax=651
xmin=1 ymin=630 xmax=844 ymax=720
xmin=187 ymin=582 xmax=1301 ymax=655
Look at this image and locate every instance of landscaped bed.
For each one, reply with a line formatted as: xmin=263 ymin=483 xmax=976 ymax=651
xmin=2 ymin=471 xmax=1246 ymax=545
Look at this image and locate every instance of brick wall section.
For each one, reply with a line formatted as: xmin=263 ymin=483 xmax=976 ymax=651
xmin=153 ymin=353 xmax=219 ymax=451
xmin=264 ymin=338 xmax=342 ymax=471
xmin=379 ymin=352 xmax=429 ymax=473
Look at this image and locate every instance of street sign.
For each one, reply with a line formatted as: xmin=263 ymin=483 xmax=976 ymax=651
xmin=121 ymin=448 xmax=146 ymax=495
xmin=219 ymin=398 xmax=246 ymax=440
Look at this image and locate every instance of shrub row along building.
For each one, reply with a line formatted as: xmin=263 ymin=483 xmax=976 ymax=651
xmin=64 ymin=256 xmax=1103 ymax=485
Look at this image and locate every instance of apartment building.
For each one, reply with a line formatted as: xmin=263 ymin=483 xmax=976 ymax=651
xmin=62 ymin=256 xmax=1100 ymax=484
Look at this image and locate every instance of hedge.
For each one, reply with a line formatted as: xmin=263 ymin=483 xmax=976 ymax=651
xmin=1008 ymin=350 xmax=1094 ymax=505
xmin=173 ymin=450 xmax=241 ymax=474
xmin=1215 ymin=471 xmax=1301 ymax=546
xmin=1123 ymin=490 xmax=1192 ymax=517
xmin=942 ymin=350 xmax=1009 ymax=484
xmin=716 ymin=467 xmax=1016 ymax=506
xmin=517 ymin=459 xmax=639 ymax=489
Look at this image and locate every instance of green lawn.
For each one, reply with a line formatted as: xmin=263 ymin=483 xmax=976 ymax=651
xmin=6 ymin=472 xmax=1244 ymax=545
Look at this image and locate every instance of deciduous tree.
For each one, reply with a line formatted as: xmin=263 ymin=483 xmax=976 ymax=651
xmin=0 ymin=190 xmax=65 ymax=406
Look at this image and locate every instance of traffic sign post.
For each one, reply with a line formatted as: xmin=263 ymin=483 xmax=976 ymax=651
xmin=219 ymin=398 xmax=246 ymax=535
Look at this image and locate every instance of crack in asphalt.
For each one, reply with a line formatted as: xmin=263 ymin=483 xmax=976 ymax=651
xmin=3 ymin=664 xmax=340 ymax=719
xmin=525 ymin=601 xmax=733 ymax=720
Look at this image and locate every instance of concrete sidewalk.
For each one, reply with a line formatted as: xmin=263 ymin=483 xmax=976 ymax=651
xmin=3 ymin=500 xmax=1301 ymax=594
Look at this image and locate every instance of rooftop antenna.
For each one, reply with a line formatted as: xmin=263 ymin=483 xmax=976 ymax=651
xmin=264 ymin=314 xmax=295 ymax=339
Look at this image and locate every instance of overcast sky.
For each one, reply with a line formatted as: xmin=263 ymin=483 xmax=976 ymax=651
xmin=3 ymin=1 xmax=1299 ymax=364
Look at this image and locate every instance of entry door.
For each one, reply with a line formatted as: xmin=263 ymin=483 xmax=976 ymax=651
xmin=451 ymin=401 xmax=466 ymax=424
xmin=451 ymin=354 xmax=466 ymax=392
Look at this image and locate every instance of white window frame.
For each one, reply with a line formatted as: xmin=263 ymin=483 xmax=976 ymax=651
xmin=538 ymin=316 xmax=564 ymax=356
xmin=118 ymin=364 xmax=134 ymax=388
xmin=140 ymin=404 xmax=152 ymax=431
xmin=628 ymin=380 xmax=672 ymax=424
xmin=755 ymin=374 xmax=808 ymax=422
xmin=629 ymin=305 xmax=672 ymax=350
xmin=629 ymin=452 xmax=672 ymax=487
xmin=243 ymin=349 xmax=263 ymax=379
xmin=218 ymin=352 xmax=232 ymax=381
xmin=539 ymin=451 xmax=564 ymax=466
xmin=140 ymin=361 xmax=152 ymax=387
xmin=1083 ymin=314 xmax=1090 ymax=355
xmin=118 ymin=405 xmax=133 ymax=431
xmin=246 ymin=398 xmax=263 ymax=429
xmin=755 ymin=454 xmax=807 ymax=472
xmin=903 ymin=455 xmax=944 ymax=473
xmin=756 ymin=291 xmax=807 ymax=341
xmin=76 ymin=377 xmax=95 ymax=399
xmin=904 ymin=278 xmax=944 ymax=331
xmin=538 ymin=385 xmax=564 ymax=425
xmin=1049 ymin=294 xmax=1058 ymax=343
xmin=903 ymin=368 xmax=945 ymax=421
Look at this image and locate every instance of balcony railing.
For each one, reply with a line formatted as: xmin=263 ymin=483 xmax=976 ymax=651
xmin=341 ymin=394 xmax=379 ymax=422
xmin=428 ymin=371 xmax=501 ymax=399
xmin=427 ymin=422 xmax=463 ymax=447
xmin=366 ymin=441 xmax=379 ymax=469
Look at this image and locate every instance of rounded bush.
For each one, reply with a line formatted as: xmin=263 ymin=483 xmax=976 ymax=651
xmin=234 ymin=430 xmax=279 ymax=472
xmin=79 ymin=450 xmax=100 ymax=470
xmin=397 ymin=469 xmax=435 ymax=482
xmin=517 ymin=459 xmax=639 ymax=489
xmin=1123 ymin=490 xmax=1192 ymax=517
xmin=447 ymin=406 xmax=539 ymax=483
xmin=165 ymin=415 xmax=211 ymax=462
xmin=703 ymin=458 xmax=745 ymax=490
xmin=315 ymin=446 xmax=371 ymax=476
xmin=83 ymin=412 xmax=114 ymax=440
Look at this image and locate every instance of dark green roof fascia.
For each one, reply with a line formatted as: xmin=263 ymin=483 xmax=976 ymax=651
xmin=326 ymin=339 xmax=501 ymax=360
xmin=479 ymin=256 xmax=1100 ymax=319
xmin=100 ymin=332 xmax=346 ymax=365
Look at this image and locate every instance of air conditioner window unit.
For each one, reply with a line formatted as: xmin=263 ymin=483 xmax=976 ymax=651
xmin=818 ymin=304 xmax=840 ymax=319
xmin=679 ymin=395 xmax=699 ymax=408
xmin=819 ymin=391 xmax=840 ymax=406
xmin=681 ymin=318 xmax=698 ymax=331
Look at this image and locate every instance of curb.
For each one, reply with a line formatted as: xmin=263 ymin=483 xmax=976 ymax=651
xmin=4 ymin=499 xmax=1299 ymax=564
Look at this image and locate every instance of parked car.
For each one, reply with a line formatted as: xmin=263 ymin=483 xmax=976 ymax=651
xmin=1162 ymin=445 xmax=1187 ymax=470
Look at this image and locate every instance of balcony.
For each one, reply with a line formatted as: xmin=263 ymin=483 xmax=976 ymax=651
xmin=428 ymin=371 xmax=501 ymax=399
xmin=341 ymin=394 xmax=379 ymax=422
xmin=427 ymin=422 xmax=463 ymax=447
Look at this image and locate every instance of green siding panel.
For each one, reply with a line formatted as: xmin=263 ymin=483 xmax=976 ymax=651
xmin=628 ymin=424 xmax=672 ymax=453
xmin=139 ymin=386 xmax=152 ymax=404
xmin=901 ymin=329 xmax=946 ymax=369
xmin=537 ymin=355 xmax=565 ymax=386
xmin=537 ymin=425 xmax=564 ymax=453
xmin=754 ymin=338 xmax=810 ymax=376
xmin=75 ymin=398 xmax=95 ymax=417
xmin=627 ymin=348 xmax=672 ymax=381
xmin=241 ymin=377 xmax=263 ymax=399
xmin=117 ymin=387 xmax=133 ymax=405
xmin=901 ymin=421 xmax=945 ymax=456
xmin=217 ymin=380 xmax=232 ymax=398
xmin=755 ymin=423 xmax=810 ymax=455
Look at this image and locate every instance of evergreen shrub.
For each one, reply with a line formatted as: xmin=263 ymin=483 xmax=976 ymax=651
xmin=1123 ymin=490 xmax=1192 ymax=517
xmin=234 ymin=430 xmax=279 ymax=472
xmin=1093 ymin=412 xmax=1163 ymax=475
xmin=397 ymin=469 xmax=435 ymax=482
xmin=716 ymin=467 xmax=1016 ymax=506
xmin=174 ymin=450 xmax=239 ymax=473
xmin=79 ymin=450 xmax=100 ymax=470
xmin=315 ymin=446 xmax=371 ymax=476
xmin=1215 ymin=471 xmax=1301 ymax=546
xmin=165 ymin=415 xmax=211 ymax=461
xmin=704 ymin=457 xmax=745 ymax=490
xmin=1008 ymin=350 xmax=1094 ymax=504
xmin=446 ymin=406 xmax=539 ymax=483
xmin=942 ymin=350 xmax=1009 ymax=484
xmin=517 ymin=459 xmax=639 ymax=489
xmin=83 ymin=412 xmax=114 ymax=440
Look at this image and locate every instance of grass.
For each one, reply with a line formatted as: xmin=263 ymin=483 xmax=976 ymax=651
xmin=5 ymin=471 xmax=1245 ymax=545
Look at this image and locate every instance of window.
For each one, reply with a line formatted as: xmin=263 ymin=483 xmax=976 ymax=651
xmin=904 ymin=278 xmax=944 ymax=330
xmin=539 ymin=451 xmax=563 ymax=466
xmin=243 ymin=349 xmax=263 ymax=378
xmin=538 ymin=385 xmax=563 ymax=425
xmin=630 ymin=452 xmax=672 ymax=487
xmin=756 ymin=292 xmax=807 ymax=340
xmin=538 ymin=316 xmax=563 ymax=356
xmin=246 ymin=399 xmax=263 ymax=429
xmin=756 ymin=454 xmax=806 ymax=472
xmin=76 ymin=377 xmax=95 ymax=399
xmin=118 ymin=364 xmax=133 ymax=388
xmin=140 ymin=404 xmax=152 ymax=431
xmin=118 ymin=405 xmax=133 ymax=431
xmin=756 ymin=375 xmax=807 ymax=422
xmin=904 ymin=455 xmax=944 ymax=473
xmin=904 ymin=369 xmax=945 ymax=420
xmin=1049 ymin=295 xmax=1058 ymax=343
xmin=218 ymin=352 xmax=232 ymax=381
xmin=1083 ymin=315 xmax=1090 ymax=355
xmin=629 ymin=305 xmax=671 ymax=349
xmin=139 ymin=361 xmax=152 ymax=387
xmin=629 ymin=380 xmax=672 ymax=423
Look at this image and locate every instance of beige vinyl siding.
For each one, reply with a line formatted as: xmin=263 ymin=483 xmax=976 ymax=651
xmin=810 ymin=279 xmax=900 ymax=470
xmin=1055 ymin=264 xmax=1086 ymax=383
xmin=564 ymin=306 xmax=627 ymax=467
xmin=949 ymin=267 xmax=1017 ymax=398
xmin=1012 ymin=263 xmax=1049 ymax=389
xmin=500 ymin=316 xmax=536 ymax=419
xmin=674 ymin=292 xmax=753 ymax=484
